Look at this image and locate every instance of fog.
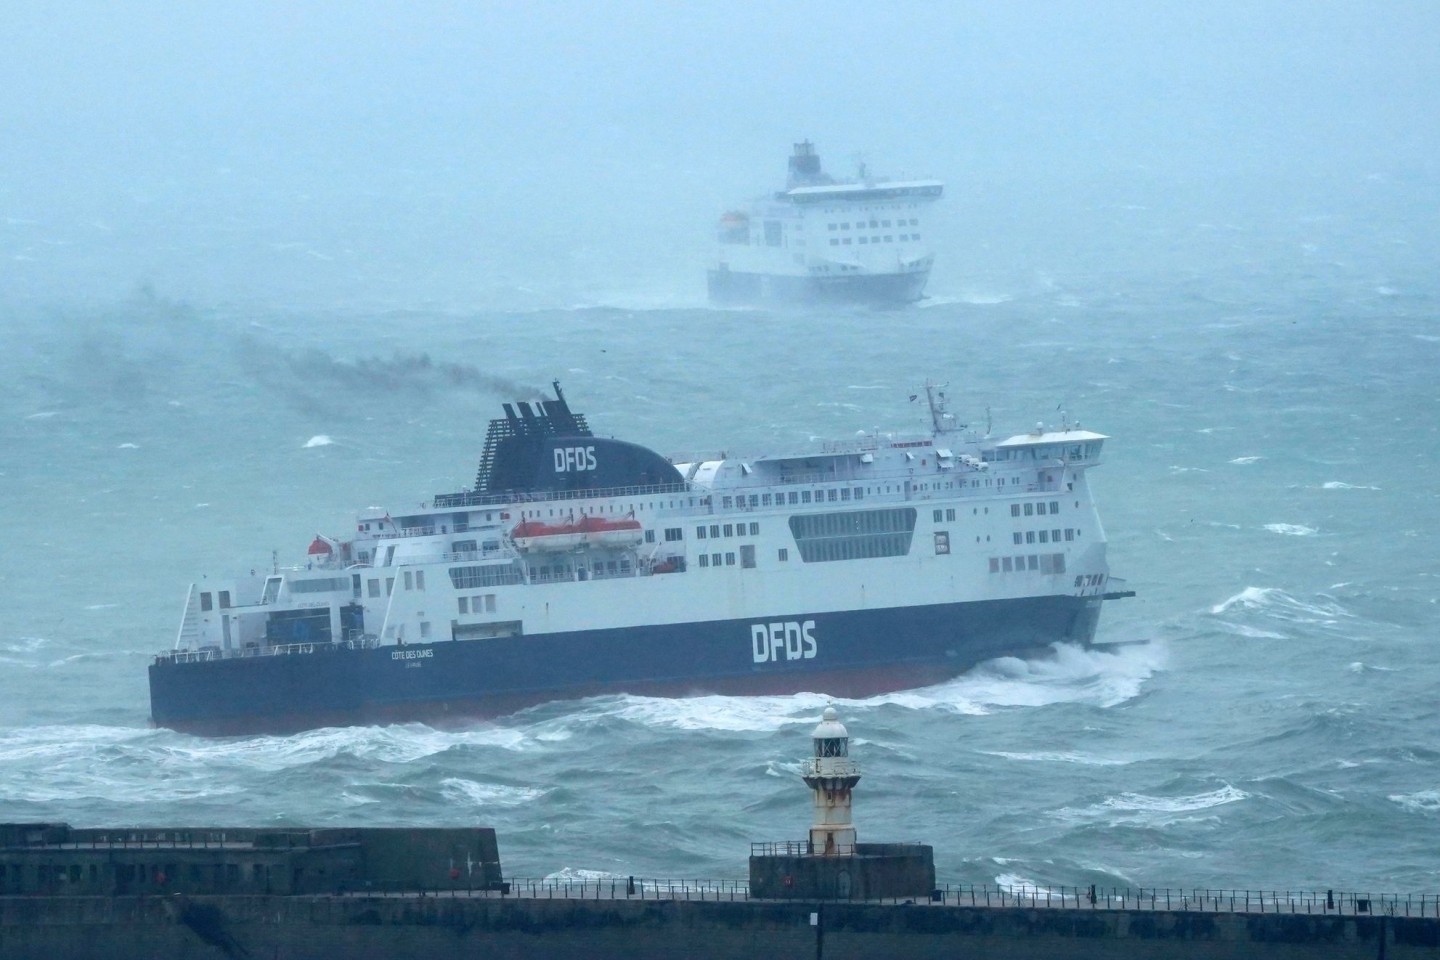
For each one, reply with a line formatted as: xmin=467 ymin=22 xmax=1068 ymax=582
xmin=2 ymin=1 xmax=1437 ymax=309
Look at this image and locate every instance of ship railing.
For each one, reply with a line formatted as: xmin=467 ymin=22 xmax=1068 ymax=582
xmin=431 ymin=481 xmax=692 ymax=510
xmin=158 ymin=637 xmax=381 ymax=664
xmin=324 ymin=878 xmax=1440 ymax=916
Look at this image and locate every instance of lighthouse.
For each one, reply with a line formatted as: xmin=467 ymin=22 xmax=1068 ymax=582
xmin=803 ymin=706 xmax=861 ymax=855
xmin=748 ymin=706 xmax=935 ymax=900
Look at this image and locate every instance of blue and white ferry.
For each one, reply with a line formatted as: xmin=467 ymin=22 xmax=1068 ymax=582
xmin=149 ymin=382 xmax=1129 ymax=735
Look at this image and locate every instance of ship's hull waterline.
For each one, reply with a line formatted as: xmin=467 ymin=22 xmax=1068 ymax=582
xmin=150 ymin=595 xmax=1103 ymax=736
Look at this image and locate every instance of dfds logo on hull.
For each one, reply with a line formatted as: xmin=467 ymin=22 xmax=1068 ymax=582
xmin=751 ymin=620 xmax=817 ymax=663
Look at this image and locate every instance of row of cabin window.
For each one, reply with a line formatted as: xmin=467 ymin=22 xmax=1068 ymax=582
xmin=697 ymin=521 xmax=760 ymax=539
xmin=457 ymin=594 xmax=497 ymax=614
xmin=827 ymin=218 xmax=920 ymax=230
xmin=1013 ymin=501 xmax=1062 ymax=517
xmin=1013 ymin=529 xmax=1080 ymax=545
xmin=990 ymin=553 xmax=1067 ymax=574
xmin=828 ymin=234 xmax=920 ymax=246
xmin=723 ymin=488 xmax=862 ymax=509
xmin=697 ymin=545 xmax=758 ymax=569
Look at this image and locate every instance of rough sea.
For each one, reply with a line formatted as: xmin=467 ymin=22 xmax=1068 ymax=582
xmin=2 ymin=170 xmax=1436 ymax=896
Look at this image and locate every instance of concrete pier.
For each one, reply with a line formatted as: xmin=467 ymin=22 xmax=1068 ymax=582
xmin=3 ymin=887 xmax=1438 ymax=960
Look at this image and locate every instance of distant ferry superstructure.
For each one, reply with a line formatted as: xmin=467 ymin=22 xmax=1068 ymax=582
xmin=150 ymin=382 xmax=1127 ymax=735
xmin=708 ymin=142 xmax=943 ymax=305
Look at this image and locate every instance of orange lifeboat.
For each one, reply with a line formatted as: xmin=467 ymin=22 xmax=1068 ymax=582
xmin=510 ymin=520 xmax=586 ymax=552
xmin=511 ymin=517 xmax=644 ymax=552
xmin=576 ymin=515 xmax=644 ymax=548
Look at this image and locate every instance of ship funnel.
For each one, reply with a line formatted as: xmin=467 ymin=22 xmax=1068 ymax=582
xmin=788 ymin=141 xmax=825 ymax=187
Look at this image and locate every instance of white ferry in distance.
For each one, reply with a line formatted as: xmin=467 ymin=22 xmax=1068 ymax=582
xmin=708 ymin=141 xmax=943 ymax=305
xmin=148 ymin=382 xmax=1132 ymax=736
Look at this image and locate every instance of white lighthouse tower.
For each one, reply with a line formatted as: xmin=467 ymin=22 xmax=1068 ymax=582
xmin=801 ymin=706 xmax=861 ymax=856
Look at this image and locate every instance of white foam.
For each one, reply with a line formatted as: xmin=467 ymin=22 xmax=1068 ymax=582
xmin=1264 ymin=523 xmax=1318 ymax=536
xmin=980 ymin=750 xmax=1133 ymax=767
xmin=1211 ymin=586 xmax=1275 ymax=614
xmin=544 ymin=867 xmax=621 ymax=883
xmin=1228 ymin=456 xmax=1262 ymax=465
xmin=304 ymin=435 xmax=335 ymax=448
xmin=1209 ymin=587 xmax=1350 ymax=622
xmin=1056 ymin=786 xmax=1247 ymax=825
xmin=117 ymin=442 xmax=140 ymax=449
xmin=1223 ymin=624 xmax=1288 ymax=640
xmin=439 ymin=777 xmax=545 ymax=808
xmin=994 ymin=873 xmax=1060 ymax=896
xmin=1321 ymin=481 xmax=1379 ymax=491
xmin=1388 ymin=790 xmax=1440 ymax=813
xmin=957 ymin=291 xmax=1014 ymax=305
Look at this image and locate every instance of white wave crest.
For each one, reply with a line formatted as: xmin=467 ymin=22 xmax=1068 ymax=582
xmin=1228 ymin=456 xmax=1263 ymax=464
xmin=1056 ymin=785 xmax=1247 ymax=825
xmin=439 ymin=777 xmax=545 ymax=808
xmin=1321 ymin=481 xmax=1379 ymax=491
xmin=1264 ymin=523 xmax=1318 ymax=536
xmin=1388 ymin=790 xmax=1440 ymax=813
xmin=1211 ymin=586 xmax=1276 ymax=614
xmin=994 ymin=873 xmax=1061 ymax=896
xmin=980 ymin=750 xmax=1133 ymax=767
xmin=303 ymin=435 xmax=335 ymax=448
xmin=1209 ymin=587 xmax=1350 ymax=622
xmin=544 ymin=867 xmax=622 ymax=883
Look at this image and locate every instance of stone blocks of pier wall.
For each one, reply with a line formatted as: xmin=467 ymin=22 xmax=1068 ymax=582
xmin=2 ymin=894 xmax=1438 ymax=960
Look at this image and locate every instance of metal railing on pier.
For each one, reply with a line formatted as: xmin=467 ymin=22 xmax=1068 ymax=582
xmin=327 ymin=878 xmax=1440 ymax=918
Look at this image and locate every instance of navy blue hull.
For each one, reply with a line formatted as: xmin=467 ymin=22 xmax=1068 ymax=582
xmin=149 ymin=596 xmax=1104 ymax=736
xmin=707 ymin=268 xmax=930 ymax=306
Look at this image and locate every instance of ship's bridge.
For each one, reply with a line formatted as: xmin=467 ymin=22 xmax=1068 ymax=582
xmin=990 ymin=429 xmax=1107 ymax=464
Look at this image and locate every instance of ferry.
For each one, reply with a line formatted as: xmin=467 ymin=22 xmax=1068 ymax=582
xmin=149 ymin=382 xmax=1130 ymax=735
xmin=707 ymin=142 xmax=943 ymax=305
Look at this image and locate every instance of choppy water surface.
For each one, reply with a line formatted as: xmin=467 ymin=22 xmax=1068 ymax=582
xmin=2 ymin=194 xmax=1437 ymax=892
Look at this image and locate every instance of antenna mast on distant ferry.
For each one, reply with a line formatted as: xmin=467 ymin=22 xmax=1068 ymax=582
xmin=923 ymin=381 xmax=959 ymax=435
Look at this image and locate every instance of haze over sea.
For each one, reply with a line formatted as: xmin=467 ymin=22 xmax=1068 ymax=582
xmin=2 ymin=1 xmax=1437 ymax=897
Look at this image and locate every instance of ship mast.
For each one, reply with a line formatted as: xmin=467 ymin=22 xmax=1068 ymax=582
xmin=924 ymin=381 xmax=956 ymax=435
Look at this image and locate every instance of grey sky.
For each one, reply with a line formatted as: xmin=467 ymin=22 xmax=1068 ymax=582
xmin=2 ymin=2 xmax=1436 ymax=306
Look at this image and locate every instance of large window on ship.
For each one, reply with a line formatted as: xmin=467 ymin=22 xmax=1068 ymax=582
xmin=788 ymin=508 xmax=917 ymax=562
xmin=449 ymin=564 xmax=524 ymax=589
